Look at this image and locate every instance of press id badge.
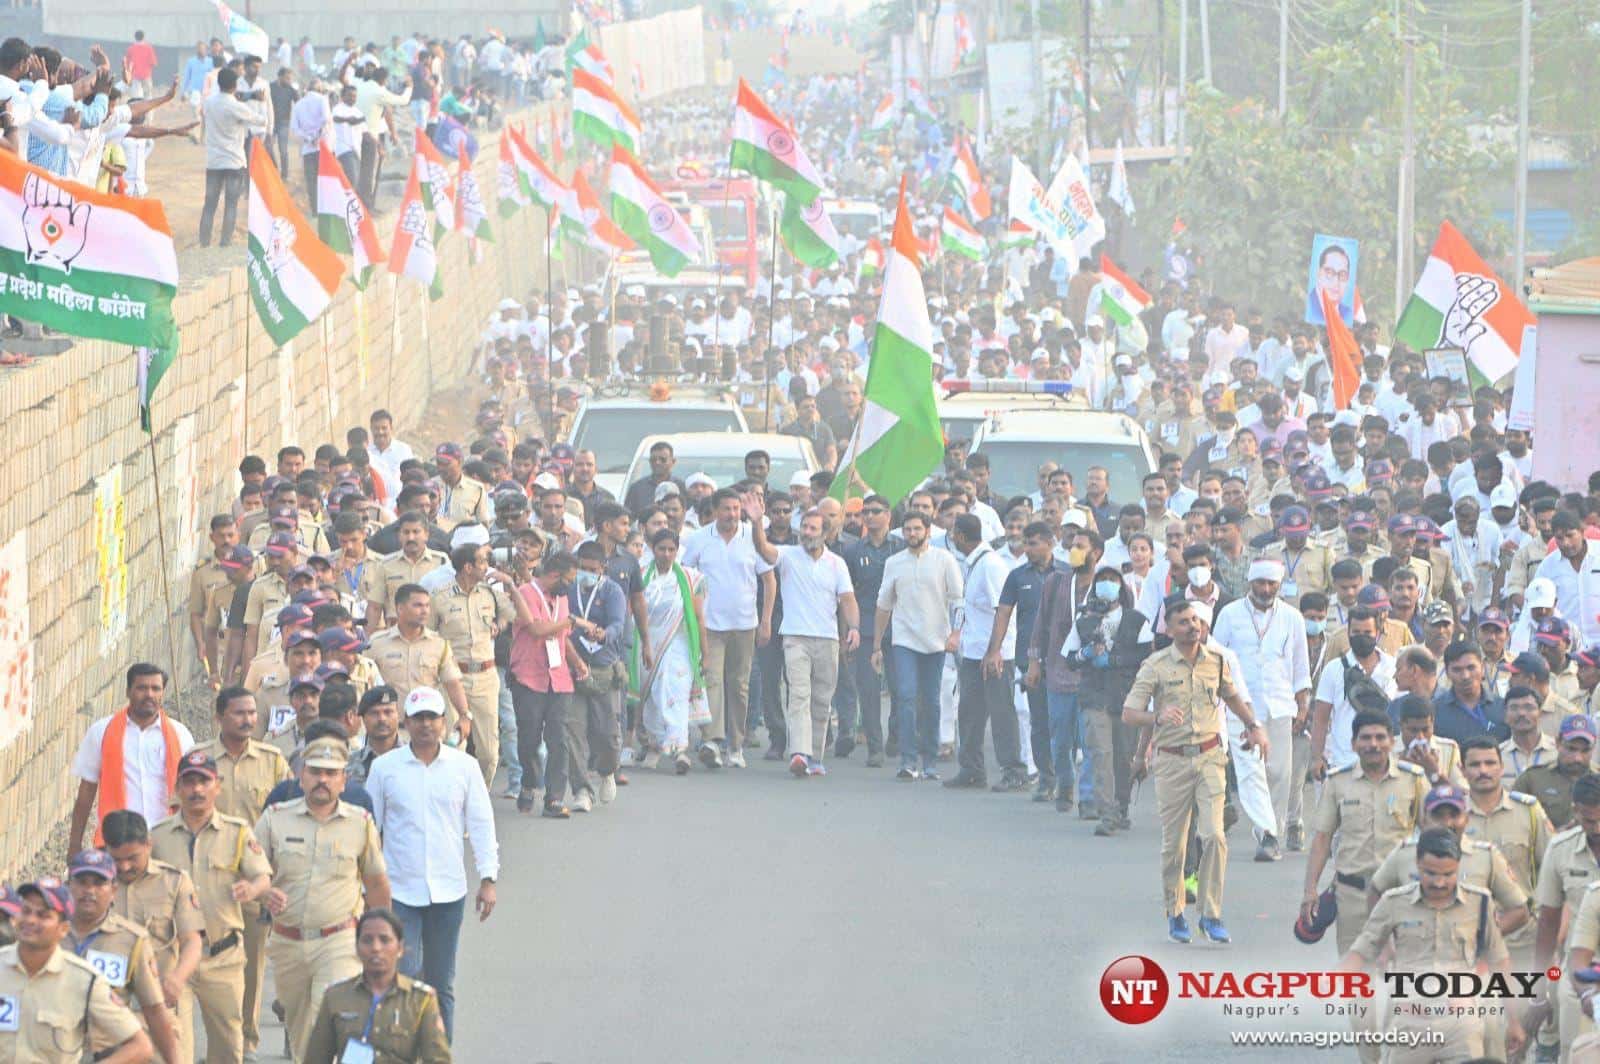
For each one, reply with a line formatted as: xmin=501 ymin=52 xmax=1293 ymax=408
xmin=268 ymin=704 xmax=296 ymax=733
xmin=339 ymin=1039 xmax=375 ymax=1064
xmin=1161 ymin=422 xmax=1179 ymax=443
xmin=0 ymin=995 xmax=17 ymax=1031
xmin=1208 ymin=443 xmax=1230 ymax=463
xmin=545 ymin=637 xmax=564 ymax=667
xmin=1281 ymin=579 xmax=1299 ymax=598
xmin=86 ymin=949 xmax=129 ymax=987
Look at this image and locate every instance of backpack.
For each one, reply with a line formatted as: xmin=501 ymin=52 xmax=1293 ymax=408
xmin=1341 ymin=653 xmax=1390 ymax=715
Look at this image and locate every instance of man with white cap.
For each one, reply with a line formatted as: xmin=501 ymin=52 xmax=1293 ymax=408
xmin=365 ymin=686 xmax=498 ymax=1040
xmin=684 ymin=473 xmax=717 ymax=527
xmin=1280 ymin=363 xmax=1318 ymax=420
xmin=1211 ymin=557 xmax=1312 ymax=862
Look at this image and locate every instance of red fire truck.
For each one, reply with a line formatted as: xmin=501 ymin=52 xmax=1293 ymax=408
xmin=665 ymin=165 xmax=760 ymax=287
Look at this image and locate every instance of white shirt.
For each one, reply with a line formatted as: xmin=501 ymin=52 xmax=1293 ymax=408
xmin=877 ymin=546 xmax=964 ymax=654
xmin=774 ymin=544 xmax=852 ymax=640
xmin=680 ymin=522 xmax=774 ymax=631
xmin=1398 ymin=412 xmax=1460 ymax=460
xmin=972 ymin=500 xmax=1005 ymax=543
xmin=1211 ymin=597 xmax=1311 ymax=720
xmin=368 ymin=439 xmax=415 ymax=502
xmin=70 ymin=713 xmax=196 ymax=829
xmin=958 ymin=543 xmax=1014 ymax=660
xmin=1534 ymin=542 xmax=1600 ymax=649
xmin=366 ymin=743 xmax=498 ymax=907
xmin=1314 ymin=649 xmax=1398 ymax=770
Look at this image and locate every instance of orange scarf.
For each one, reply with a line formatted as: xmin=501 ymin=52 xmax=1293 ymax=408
xmin=95 ymin=706 xmax=180 ymax=846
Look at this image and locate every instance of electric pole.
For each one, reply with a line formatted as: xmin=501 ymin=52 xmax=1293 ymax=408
xmin=1199 ymin=0 xmax=1212 ymax=84
xmin=1081 ymin=0 xmax=1092 ymax=155
xmin=1177 ymin=0 xmax=1188 ymax=150
xmin=1278 ymin=0 xmax=1288 ymax=117
xmin=1513 ymin=0 xmax=1531 ymax=290
xmin=1394 ymin=36 xmax=1416 ymax=321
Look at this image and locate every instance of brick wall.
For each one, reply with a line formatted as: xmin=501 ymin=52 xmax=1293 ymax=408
xmin=0 ymin=107 xmax=566 ymax=877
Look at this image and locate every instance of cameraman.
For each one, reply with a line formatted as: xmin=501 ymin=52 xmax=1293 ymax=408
xmin=1063 ymin=565 xmax=1150 ymax=836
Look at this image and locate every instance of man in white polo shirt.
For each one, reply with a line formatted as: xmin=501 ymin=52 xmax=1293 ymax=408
xmin=744 ymin=490 xmax=860 ymax=777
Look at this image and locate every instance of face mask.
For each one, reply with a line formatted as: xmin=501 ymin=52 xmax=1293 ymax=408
xmin=1067 ymin=546 xmax=1088 ymax=568
xmin=575 ymin=571 xmax=600 ymax=591
xmin=1201 ymin=493 xmax=1222 ymax=506
xmin=1187 ymin=565 xmax=1212 ymax=588
xmin=1095 ymin=580 xmax=1121 ymax=601
xmin=1348 ymin=634 xmax=1378 ymax=658
xmin=1304 ymin=619 xmax=1326 ymax=637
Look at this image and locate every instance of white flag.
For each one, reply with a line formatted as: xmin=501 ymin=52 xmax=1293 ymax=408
xmin=1108 ymin=139 xmax=1135 ymax=218
xmin=1045 ymin=153 xmax=1106 ymax=260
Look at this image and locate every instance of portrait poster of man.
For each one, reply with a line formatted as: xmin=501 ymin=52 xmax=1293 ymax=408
xmin=1304 ymin=233 xmax=1358 ymax=326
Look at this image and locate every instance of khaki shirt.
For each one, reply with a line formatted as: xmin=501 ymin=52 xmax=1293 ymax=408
xmin=1539 ymin=690 xmax=1581 ymax=741
xmin=333 ymin=553 xmax=385 ymax=621
xmin=1308 ymin=758 xmax=1429 ymax=878
xmin=1505 ymin=536 xmax=1550 ymax=599
xmin=1425 ymin=546 xmax=1456 ymax=604
xmin=1260 ymin=541 xmax=1333 ymax=606
xmin=62 ymin=913 xmax=162 ymax=1013
xmin=0 ymin=944 xmax=143 ymax=1063
xmin=246 ymin=520 xmax=329 ymax=557
xmin=244 ymin=650 xmax=297 ymax=738
xmin=1142 ymin=509 xmax=1183 ymax=549
xmin=1465 ymin=789 xmax=1553 ymax=898
xmin=346 ymin=655 xmax=383 ymax=700
xmin=1148 ymin=404 xmax=1206 ymax=457
xmin=1500 ymin=733 xmax=1558 ymax=778
xmin=1513 ymin=763 xmax=1586 ymax=829
xmin=1349 ymin=880 xmax=1508 ymax=971
xmin=109 ymin=859 xmax=204 ymax=980
xmin=192 ymin=738 xmax=292 ymax=822
xmin=149 ymin=810 xmax=273 ymax=942
xmin=1341 ymin=544 xmax=1386 ymax=583
xmin=436 ymin=475 xmax=493 ymax=532
xmin=302 ymin=973 xmax=452 ymax=1064
xmin=1369 ymin=834 xmax=1528 ymax=914
xmin=1122 ymin=643 xmax=1239 ymax=748
xmin=1552 ymin=661 xmax=1583 ymax=706
xmin=427 ymin=581 xmax=515 ymax=667
xmin=1322 ymin=618 xmax=1414 ymax=662
xmin=369 ymin=550 xmax=450 ymax=614
xmin=1566 ymin=879 xmax=1600 ymax=958
xmin=254 ymin=798 xmax=386 ymax=931
xmin=1484 ymin=654 xmax=1513 ymax=699
xmin=367 ymin=627 xmax=461 ymax=702
xmin=1535 ymin=825 xmax=1600 ymax=914
xmin=243 ymin=573 xmax=290 ymax=653
xmin=187 ymin=556 xmax=233 ymax=628
xmin=269 ymin=722 xmax=308 ymax=773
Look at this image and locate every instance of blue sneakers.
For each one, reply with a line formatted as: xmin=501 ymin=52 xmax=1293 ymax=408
xmin=1199 ymin=917 xmax=1231 ymax=944
xmin=1167 ymin=914 xmax=1191 ymax=944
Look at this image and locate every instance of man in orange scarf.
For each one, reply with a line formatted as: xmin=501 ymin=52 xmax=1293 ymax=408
xmin=68 ymin=663 xmax=195 ymax=852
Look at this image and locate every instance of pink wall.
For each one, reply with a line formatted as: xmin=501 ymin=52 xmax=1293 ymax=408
xmin=1531 ymin=311 xmax=1600 ymax=491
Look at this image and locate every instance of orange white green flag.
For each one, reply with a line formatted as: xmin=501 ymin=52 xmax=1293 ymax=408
xmin=608 ymin=145 xmax=698 ymax=276
xmin=389 ymin=151 xmax=442 ymax=300
xmin=315 ymin=141 xmax=384 ymax=289
xmin=247 ymin=139 xmax=344 ymax=345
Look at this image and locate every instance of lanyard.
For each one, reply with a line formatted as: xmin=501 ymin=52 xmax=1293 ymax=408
xmin=1248 ymin=602 xmax=1277 ymax=644
xmin=1284 ymin=550 xmax=1303 ymax=580
xmin=72 ymin=931 xmax=101 ymax=958
xmin=577 ymin=579 xmax=601 ymax=620
xmin=344 ymin=560 xmax=364 ymax=594
xmin=360 ymin=991 xmax=382 ymax=1042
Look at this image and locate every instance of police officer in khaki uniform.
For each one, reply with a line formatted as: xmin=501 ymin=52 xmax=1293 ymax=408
xmin=190 ymin=517 xmax=242 ymax=686
xmin=1535 ymin=773 xmax=1600 ymax=1064
xmin=254 ymin=736 xmax=391 ymax=1060
xmin=102 ymin=811 xmax=205 ymax=1064
xmin=428 ymin=544 xmax=516 ymax=785
xmin=318 ymin=627 xmax=382 ymax=701
xmin=1562 ymin=873 xmax=1600 ymax=1061
xmin=1121 ymin=598 xmax=1269 ymax=944
xmin=249 ymin=627 xmax=322 ymax=738
xmin=1366 ymin=783 xmax=1529 ymax=926
xmin=152 ymin=750 xmax=273 ymax=1064
xmin=1261 ymin=506 xmax=1333 ymax=608
xmin=1515 ymin=715 xmax=1597 ymax=830
xmin=1302 ymin=708 xmax=1429 ymax=954
xmin=367 ymin=584 xmax=471 ymax=731
xmin=242 ymin=533 xmax=299 ymax=656
xmin=1502 ymin=685 xmax=1559 ymax=776
xmin=433 ymin=442 xmax=493 ymax=532
xmin=0 ymin=879 xmax=152 ymax=1063
xmin=302 ymin=909 xmax=452 ymax=1064
xmin=191 ymin=686 xmax=291 ymax=1059
xmin=63 ymin=849 xmax=180 ymax=1063
xmin=331 ymin=512 xmax=386 ymax=627
xmin=366 ymin=516 xmax=449 ymax=628
xmin=1345 ymin=829 xmax=1521 ymax=1063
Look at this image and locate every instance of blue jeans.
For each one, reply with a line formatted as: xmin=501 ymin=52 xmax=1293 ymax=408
xmin=890 ymin=646 xmax=943 ymax=770
xmin=393 ymin=896 xmax=466 ymax=1039
xmin=1046 ymin=690 xmax=1096 ymax=802
xmin=497 ymin=667 xmax=520 ymax=790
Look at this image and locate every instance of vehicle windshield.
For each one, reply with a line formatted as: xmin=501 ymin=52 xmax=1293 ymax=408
xmin=832 ymin=211 xmax=880 ymax=239
xmin=976 ymin=441 xmax=1151 ymax=504
xmin=634 ymin=451 xmax=810 ymax=491
xmin=939 ymin=414 xmax=987 ymax=446
xmin=572 ymin=408 xmax=746 ymax=474
xmin=704 ymin=201 xmax=750 ymax=242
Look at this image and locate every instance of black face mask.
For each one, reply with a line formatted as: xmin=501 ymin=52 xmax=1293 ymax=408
xmin=1348 ymin=634 xmax=1378 ymax=658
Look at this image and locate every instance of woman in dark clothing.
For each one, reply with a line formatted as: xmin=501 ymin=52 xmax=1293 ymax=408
xmin=1064 ymin=565 xmax=1150 ymax=836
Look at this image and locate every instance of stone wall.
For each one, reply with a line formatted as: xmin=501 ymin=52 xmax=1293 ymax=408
xmin=0 ymin=105 xmax=567 ymax=878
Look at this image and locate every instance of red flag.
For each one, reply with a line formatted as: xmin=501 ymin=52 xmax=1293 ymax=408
xmin=1320 ymin=288 xmax=1360 ymax=410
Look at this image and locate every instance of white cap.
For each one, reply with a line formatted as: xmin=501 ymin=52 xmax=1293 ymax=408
xmin=1526 ymin=577 xmax=1557 ymax=609
xmin=660 ymin=294 xmax=680 ymax=307
xmin=625 ymin=284 xmax=646 ymax=299
xmin=1332 ymin=410 xmax=1360 ymax=428
xmin=685 ymin=472 xmax=716 ymax=490
xmin=1030 ymin=347 xmax=1050 ymax=362
xmin=497 ymin=297 xmax=521 ymax=311
xmin=789 ymin=469 xmax=812 ymax=488
xmin=533 ymin=472 xmax=561 ymax=490
xmin=404 ymin=686 xmax=447 ymax=717
xmin=450 ymin=523 xmax=490 ymax=549
xmin=1489 ymin=483 xmax=1518 ymax=508
xmin=1085 ymin=313 xmax=1104 ymax=328
xmin=690 ymin=298 xmax=706 ymax=309
xmin=1283 ymin=364 xmax=1305 ymax=382
xmin=818 ymin=336 xmax=839 ymax=352
xmin=565 ymin=287 xmax=581 ymax=301
xmin=1248 ymin=558 xmax=1286 ymax=583
xmin=1060 ymin=506 xmax=1092 ymax=529
xmin=1113 ymin=353 xmax=1133 ymax=368
xmin=653 ymin=480 xmax=682 ymax=501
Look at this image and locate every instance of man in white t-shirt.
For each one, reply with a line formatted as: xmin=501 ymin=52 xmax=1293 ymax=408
xmin=1309 ymin=609 xmax=1397 ymax=774
xmin=745 ymin=491 xmax=859 ymax=777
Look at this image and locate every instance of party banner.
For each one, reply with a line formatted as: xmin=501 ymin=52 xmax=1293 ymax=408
xmin=94 ymin=465 xmax=128 ymax=652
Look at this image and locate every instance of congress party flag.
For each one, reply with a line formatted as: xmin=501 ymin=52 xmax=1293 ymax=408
xmin=496 ymin=133 xmax=529 ymax=218
xmin=939 ymin=206 xmax=985 ymax=262
xmin=1395 ymin=220 xmax=1534 ymax=385
xmin=729 ymin=78 xmax=826 ymax=206
xmin=608 ymin=146 xmax=697 ymax=276
xmin=246 ymin=140 xmax=344 ymax=346
xmin=1098 ymin=255 xmax=1150 ymax=328
xmin=389 ymin=152 xmax=442 ymax=300
xmin=568 ymin=170 xmax=635 ymax=258
xmin=315 ymin=142 xmax=384 ymax=290
xmin=864 ymin=93 xmax=898 ymax=138
xmin=572 ymin=68 xmax=640 ymax=154
xmin=779 ymin=193 xmax=842 ymax=269
xmin=454 ymin=157 xmax=492 ymax=242
xmin=0 ymin=149 xmax=177 ymax=348
xmin=210 ymin=0 xmax=269 ymax=60
xmin=564 ymin=29 xmax=614 ymax=85
xmin=508 ymin=124 xmax=565 ymax=210
xmin=948 ymin=136 xmax=990 ymax=220
xmin=830 ymin=177 xmax=943 ymax=506
xmin=412 ymin=131 xmax=454 ymax=240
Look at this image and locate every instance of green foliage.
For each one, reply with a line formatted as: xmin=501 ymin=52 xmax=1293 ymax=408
xmin=1145 ymin=9 xmax=1505 ymax=325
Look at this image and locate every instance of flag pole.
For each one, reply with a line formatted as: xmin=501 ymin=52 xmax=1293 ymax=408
xmin=320 ymin=314 xmax=334 ymax=439
xmin=545 ymin=210 xmax=555 ymax=435
xmin=711 ymin=94 xmax=736 ymax=353
xmin=763 ymin=202 xmax=779 ymax=431
xmin=143 ymin=427 xmax=183 ymax=681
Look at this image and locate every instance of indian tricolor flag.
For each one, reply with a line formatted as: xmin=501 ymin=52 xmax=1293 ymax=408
xmin=829 ymin=177 xmax=943 ymax=506
xmin=999 ymin=219 xmax=1036 ymax=249
xmin=906 ymin=79 xmax=937 ymax=121
xmin=413 ymin=131 xmax=454 ymax=240
xmin=508 ymin=124 xmax=565 ymax=210
xmin=565 ymin=29 xmax=614 ymax=84
xmin=246 ymin=140 xmax=343 ymax=346
xmin=316 ymin=142 xmax=384 ymax=290
xmin=1395 ymin=220 xmax=1534 ymax=385
xmin=454 ymin=157 xmax=492 ymax=242
xmin=857 ymin=236 xmax=886 ymax=280
xmin=949 ymin=136 xmax=990 ymax=220
xmin=0 ymin=150 xmax=178 ymax=348
xmin=729 ymin=78 xmax=826 ymax=206
xmin=497 ymin=134 xmax=529 ymax=219
xmin=389 ymin=151 xmax=442 ymax=300
xmin=940 ymin=207 xmax=985 ymax=262
xmin=572 ymin=68 xmax=640 ymax=154
xmin=608 ymin=146 xmax=698 ymax=277
xmin=779 ymin=193 xmax=841 ymax=269
xmin=864 ymin=93 xmax=897 ymax=138
xmin=571 ymin=170 xmax=635 ymax=258
xmin=1098 ymin=254 xmax=1151 ymax=327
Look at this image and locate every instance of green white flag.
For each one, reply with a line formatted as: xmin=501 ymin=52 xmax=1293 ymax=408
xmin=779 ymin=193 xmax=841 ymax=269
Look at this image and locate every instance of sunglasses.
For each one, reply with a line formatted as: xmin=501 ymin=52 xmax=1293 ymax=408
xmin=862 ymin=507 xmax=888 ymax=516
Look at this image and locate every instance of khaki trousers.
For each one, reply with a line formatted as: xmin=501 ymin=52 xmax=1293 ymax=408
xmin=1154 ymin=744 xmax=1228 ymax=919
xmin=240 ymin=904 xmax=268 ymax=1051
xmin=462 ymin=668 xmax=501 ymax=787
xmin=782 ymin=635 xmax=839 ymax=761
xmin=269 ymin=927 xmax=360 ymax=1061
xmin=188 ymin=940 xmax=246 ymax=1063
xmin=703 ymin=628 xmax=756 ymax=750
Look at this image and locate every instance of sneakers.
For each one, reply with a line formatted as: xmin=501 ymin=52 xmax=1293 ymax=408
xmin=1198 ymin=917 xmax=1231 ymax=944
xmin=942 ymin=773 xmax=985 ymax=789
xmin=1285 ymin=822 xmax=1306 ymax=852
xmin=763 ymin=746 xmax=785 ymax=761
xmin=1032 ymin=779 xmax=1055 ymax=803
xmin=834 ymin=735 xmax=856 ymax=759
xmin=936 ymin=743 xmax=955 ymax=762
xmin=896 ymin=766 xmax=920 ymax=781
xmin=1078 ymin=800 xmax=1099 ymax=821
xmin=1255 ymin=834 xmax=1283 ymax=863
xmin=699 ymin=742 xmax=723 ymax=769
xmin=990 ymin=772 xmax=1028 ymax=793
xmin=1094 ymin=819 xmax=1117 ymax=837
xmin=726 ymin=749 xmax=747 ymax=768
xmin=619 ymin=747 xmax=637 ymax=766
xmin=1055 ymin=792 xmax=1074 ymax=813
xmin=640 ymin=750 xmax=661 ymax=770
xmin=1168 ymin=914 xmax=1192 ymax=944
xmin=674 ymin=751 xmax=692 ymax=775
xmin=919 ymin=767 xmax=941 ymax=782
xmin=598 ymin=775 xmax=617 ymax=803
xmin=806 ymin=761 xmax=827 ymax=777
xmin=789 ymin=753 xmax=810 ymax=778
xmin=500 ymin=784 xmax=522 ymax=800
xmin=865 ymin=753 xmax=884 ymax=768
xmin=516 ymin=788 xmax=536 ymax=814
xmin=570 ymin=790 xmax=593 ymax=813
xmin=541 ymin=801 xmax=569 ymax=819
